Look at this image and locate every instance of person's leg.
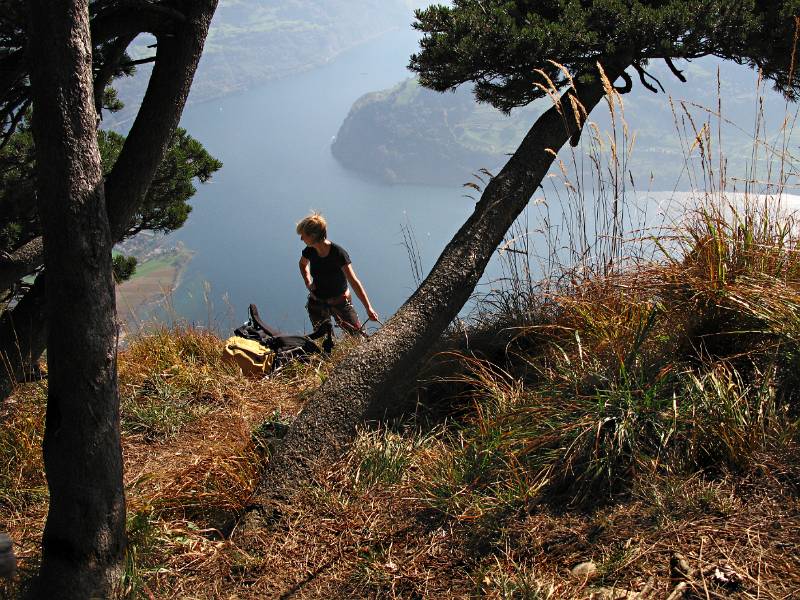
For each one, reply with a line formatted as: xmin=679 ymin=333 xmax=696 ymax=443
xmin=331 ymin=299 xmax=364 ymax=336
xmin=306 ymin=295 xmax=336 ymax=353
xmin=306 ymin=295 xmax=332 ymax=333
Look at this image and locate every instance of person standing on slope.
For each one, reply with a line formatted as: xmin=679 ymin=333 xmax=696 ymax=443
xmin=297 ymin=213 xmax=379 ymax=344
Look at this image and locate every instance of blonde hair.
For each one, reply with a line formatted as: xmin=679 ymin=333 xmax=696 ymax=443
xmin=296 ymin=212 xmax=327 ymax=242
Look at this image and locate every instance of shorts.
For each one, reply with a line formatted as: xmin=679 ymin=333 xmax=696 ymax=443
xmin=306 ymin=293 xmax=362 ymax=335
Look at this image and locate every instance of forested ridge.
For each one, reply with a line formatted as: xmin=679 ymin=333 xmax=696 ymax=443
xmin=333 ymin=64 xmax=800 ymax=187
xmin=106 ymin=0 xmax=425 ymax=128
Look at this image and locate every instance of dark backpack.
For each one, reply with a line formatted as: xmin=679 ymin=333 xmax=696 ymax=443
xmin=234 ymin=304 xmax=326 ymax=369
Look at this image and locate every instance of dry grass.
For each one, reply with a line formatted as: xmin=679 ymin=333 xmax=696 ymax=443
xmin=118 ymin=436 xmax=798 ymax=599
xmin=1 ymin=220 xmax=799 ymax=599
xmin=0 ymin=325 xmax=323 ymax=598
xmin=2 ymin=61 xmax=800 ymax=600
xmin=0 ymin=382 xmax=47 ymax=592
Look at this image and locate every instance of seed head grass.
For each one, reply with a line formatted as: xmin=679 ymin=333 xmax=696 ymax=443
xmin=2 ymin=65 xmax=800 ymax=599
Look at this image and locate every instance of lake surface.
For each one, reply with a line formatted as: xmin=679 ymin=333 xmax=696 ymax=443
xmin=128 ymin=27 xmax=800 ymax=336
xmin=144 ymin=28 xmax=483 ymax=334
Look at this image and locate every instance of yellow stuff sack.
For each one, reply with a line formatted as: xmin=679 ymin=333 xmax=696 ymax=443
xmin=222 ymin=336 xmax=275 ymax=377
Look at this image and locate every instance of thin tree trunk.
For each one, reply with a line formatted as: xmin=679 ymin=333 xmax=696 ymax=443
xmin=26 ymin=1 xmax=124 ymax=597
xmin=0 ymin=275 xmax=47 ymax=399
xmin=0 ymin=0 xmax=218 ymax=406
xmin=0 ymin=237 xmax=43 ymax=293
xmin=105 ymin=0 xmax=219 ymax=241
xmin=248 ymin=67 xmax=624 ymax=516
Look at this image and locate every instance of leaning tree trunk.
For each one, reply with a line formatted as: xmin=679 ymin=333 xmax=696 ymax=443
xmin=26 ymin=0 xmax=124 ymax=597
xmin=248 ymin=66 xmax=625 ymax=516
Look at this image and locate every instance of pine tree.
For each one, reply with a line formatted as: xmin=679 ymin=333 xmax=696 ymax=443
xmin=14 ymin=1 xmax=219 ymax=595
xmin=0 ymin=1 xmax=221 ymax=395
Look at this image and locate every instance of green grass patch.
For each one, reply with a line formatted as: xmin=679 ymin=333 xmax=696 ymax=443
xmin=131 ymin=255 xmax=178 ymax=279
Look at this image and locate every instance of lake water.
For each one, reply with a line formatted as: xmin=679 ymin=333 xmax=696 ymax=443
xmin=127 ymin=27 xmax=800 ymax=336
xmin=139 ymin=28 xmax=487 ymax=334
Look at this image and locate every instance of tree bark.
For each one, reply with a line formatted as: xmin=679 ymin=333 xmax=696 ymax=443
xmin=21 ymin=0 xmax=219 ymax=595
xmin=0 ymin=274 xmax=47 ymax=399
xmin=248 ymin=66 xmax=625 ymax=515
xmin=0 ymin=238 xmax=43 ymax=293
xmin=26 ymin=1 xmax=124 ymax=597
xmin=106 ymin=0 xmax=218 ymax=241
xmin=0 ymin=0 xmax=218 ymax=404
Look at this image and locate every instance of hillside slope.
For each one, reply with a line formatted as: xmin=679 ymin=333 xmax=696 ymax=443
xmin=332 ymin=58 xmax=798 ymax=189
xmin=2 ymin=188 xmax=800 ymax=598
xmin=107 ymin=0 xmax=424 ymax=129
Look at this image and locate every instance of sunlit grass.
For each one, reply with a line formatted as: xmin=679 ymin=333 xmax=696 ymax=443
xmin=3 ymin=61 xmax=800 ymax=600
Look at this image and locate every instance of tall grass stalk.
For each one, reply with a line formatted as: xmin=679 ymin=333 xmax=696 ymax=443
xmin=431 ymin=63 xmax=800 ymax=518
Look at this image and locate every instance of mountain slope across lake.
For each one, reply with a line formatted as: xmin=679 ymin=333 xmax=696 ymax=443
xmin=108 ymin=0 xmax=426 ymax=129
xmin=332 ymin=59 xmax=798 ymax=190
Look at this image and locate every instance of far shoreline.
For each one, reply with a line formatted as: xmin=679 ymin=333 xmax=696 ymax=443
xmin=116 ymin=245 xmax=194 ymax=335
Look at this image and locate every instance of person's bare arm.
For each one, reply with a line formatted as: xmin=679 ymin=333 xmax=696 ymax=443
xmin=299 ymin=256 xmax=315 ymax=292
xmin=343 ymin=263 xmax=378 ymax=322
